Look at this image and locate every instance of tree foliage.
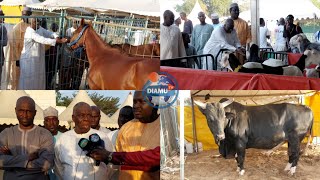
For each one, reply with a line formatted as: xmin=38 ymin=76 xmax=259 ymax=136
xmin=175 ymin=0 xmax=251 ymax=18
xmin=56 ymin=91 xmax=120 ymax=116
xmin=311 ymin=0 xmax=320 ymax=9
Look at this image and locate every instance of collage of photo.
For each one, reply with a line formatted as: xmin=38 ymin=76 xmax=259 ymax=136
xmin=0 ymin=0 xmax=319 ymax=180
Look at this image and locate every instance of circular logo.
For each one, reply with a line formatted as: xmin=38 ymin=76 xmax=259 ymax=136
xmin=142 ymin=72 xmax=179 ymax=109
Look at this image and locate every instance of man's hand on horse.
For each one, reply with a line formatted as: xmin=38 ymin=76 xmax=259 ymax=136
xmin=56 ymin=37 xmax=68 ymax=44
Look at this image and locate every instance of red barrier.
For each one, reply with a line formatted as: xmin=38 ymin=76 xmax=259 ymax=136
xmin=160 ymin=66 xmax=320 ymax=90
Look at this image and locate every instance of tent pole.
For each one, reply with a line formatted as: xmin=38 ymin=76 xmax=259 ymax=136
xmin=191 ymin=95 xmax=198 ymax=153
xmin=179 ymin=92 xmax=185 ymax=180
xmin=251 ymin=0 xmax=259 ymax=46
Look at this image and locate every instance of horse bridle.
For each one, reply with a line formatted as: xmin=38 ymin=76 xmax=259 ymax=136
xmin=67 ymin=24 xmax=89 ymax=50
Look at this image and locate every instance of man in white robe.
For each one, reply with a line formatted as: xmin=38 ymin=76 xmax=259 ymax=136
xmin=160 ymin=10 xmax=186 ymax=60
xmin=0 ymin=96 xmax=54 ymax=180
xmin=54 ymin=102 xmax=113 ymax=180
xmin=191 ymin=12 xmax=213 ymax=55
xmin=203 ymin=18 xmax=242 ymax=70
xmin=18 ymin=17 xmax=67 ymax=90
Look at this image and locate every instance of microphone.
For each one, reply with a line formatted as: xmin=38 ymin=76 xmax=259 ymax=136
xmin=78 ymin=133 xmax=105 ymax=166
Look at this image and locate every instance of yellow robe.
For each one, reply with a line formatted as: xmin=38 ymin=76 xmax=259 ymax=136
xmin=6 ymin=21 xmax=29 ymax=89
xmin=116 ymin=118 xmax=160 ymax=180
xmin=234 ymin=18 xmax=251 ymax=46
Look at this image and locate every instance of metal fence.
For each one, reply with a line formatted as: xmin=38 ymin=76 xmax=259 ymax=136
xmin=261 ymin=51 xmax=289 ymax=65
xmin=161 ymin=54 xmax=215 ymax=70
xmin=1 ymin=14 xmax=160 ymax=90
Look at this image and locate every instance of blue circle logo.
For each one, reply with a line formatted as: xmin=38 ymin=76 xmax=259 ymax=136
xmin=142 ymin=72 xmax=179 ymax=109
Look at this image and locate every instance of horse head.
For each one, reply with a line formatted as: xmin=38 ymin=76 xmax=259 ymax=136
xmin=68 ymin=19 xmax=92 ymax=51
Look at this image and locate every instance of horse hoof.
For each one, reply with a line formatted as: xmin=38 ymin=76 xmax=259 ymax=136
xmin=284 ymin=163 xmax=292 ymax=171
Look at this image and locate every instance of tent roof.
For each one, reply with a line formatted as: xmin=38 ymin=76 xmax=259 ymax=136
xmin=240 ymin=0 xmax=320 ymax=21
xmin=110 ymin=92 xmax=133 ymax=122
xmin=27 ymin=0 xmax=160 ymax=17
xmin=0 ymin=90 xmax=61 ymax=126
xmin=58 ymin=90 xmax=118 ymax=128
xmin=0 ymin=0 xmax=40 ymax=6
xmin=187 ymin=0 xmax=211 ymax=25
xmin=191 ymin=90 xmax=316 ymax=105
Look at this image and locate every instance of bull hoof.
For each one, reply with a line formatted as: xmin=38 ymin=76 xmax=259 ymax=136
xmin=288 ymin=166 xmax=296 ymax=176
xmin=239 ymin=169 xmax=245 ymax=176
xmin=284 ymin=163 xmax=292 ymax=171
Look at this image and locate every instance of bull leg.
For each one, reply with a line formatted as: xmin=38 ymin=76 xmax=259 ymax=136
xmin=286 ymin=134 xmax=300 ymax=175
xmin=235 ymin=143 xmax=246 ymax=176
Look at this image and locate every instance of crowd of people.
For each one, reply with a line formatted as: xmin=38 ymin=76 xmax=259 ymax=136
xmin=160 ymin=2 xmax=320 ymax=70
xmin=0 ymin=91 xmax=160 ymax=180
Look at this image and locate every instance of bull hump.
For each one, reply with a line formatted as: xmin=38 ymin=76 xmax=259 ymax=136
xmin=243 ymin=62 xmax=263 ymax=69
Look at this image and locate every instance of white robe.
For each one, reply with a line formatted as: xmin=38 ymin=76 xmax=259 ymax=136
xmin=160 ymin=24 xmax=186 ymax=60
xmin=18 ymin=26 xmax=57 ymax=90
xmin=203 ymin=26 xmax=241 ymax=70
xmin=54 ymin=128 xmax=113 ymax=180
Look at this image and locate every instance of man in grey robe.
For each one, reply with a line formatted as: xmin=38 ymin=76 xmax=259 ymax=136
xmin=0 ymin=96 xmax=54 ymax=180
xmin=191 ymin=12 xmax=213 ymax=55
xmin=203 ymin=18 xmax=243 ymax=70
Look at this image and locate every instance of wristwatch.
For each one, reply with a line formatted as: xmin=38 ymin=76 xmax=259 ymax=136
xmin=107 ymin=152 xmax=113 ymax=162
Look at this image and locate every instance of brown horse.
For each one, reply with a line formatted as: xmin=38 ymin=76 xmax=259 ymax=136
xmin=111 ymin=43 xmax=160 ymax=58
xmin=68 ymin=19 xmax=160 ymax=90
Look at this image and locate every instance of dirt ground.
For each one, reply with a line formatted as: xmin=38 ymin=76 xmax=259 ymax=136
xmin=161 ymin=146 xmax=320 ymax=180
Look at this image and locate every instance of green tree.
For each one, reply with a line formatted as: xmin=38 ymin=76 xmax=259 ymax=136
xmin=175 ymin=0 xmax=233 ymax=18
xmin=56 ymin=91 xmax=120 ymax=116
xmin=311 ymin=0 xmax=320 ymax=9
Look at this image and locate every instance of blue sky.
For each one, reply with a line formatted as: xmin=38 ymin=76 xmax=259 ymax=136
xmin=59 ymin=90 xmax=134 ymax=105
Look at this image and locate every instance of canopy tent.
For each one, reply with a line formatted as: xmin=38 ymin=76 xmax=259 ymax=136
xmin=110 ymin=92 xmax=133 ymax=123
xmin=58 ymin=90 xmax=118 ymax=129
xmin=0 ymin=0 xmax=40 ymax=6
xmin=242 ymin=0 xmax=320 ymax=21
xmin=0 ymin=90 xmax=50 ymax=126
xmin=192 ymin=90 xmax=316 ymax=105
xmin=181 ymin=90 xmax=320 ymax=151
xmin=187 ymin=0 xmax=211 ymax=25
xmin=28 ymin=0 xmax=95 ymax=14
xmin=27 ymin=0 xmax=160 ymax=17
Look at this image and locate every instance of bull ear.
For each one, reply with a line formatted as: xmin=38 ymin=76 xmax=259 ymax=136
xmin=225 ymin=112 xmax=235 ymax=121
xmin=194 ymin=100 xmax=207 ymax=111
xmin=304 ymin=49 xmax=311 ymax=56
xmin=220 ymin=98 xmax=234 ymax=108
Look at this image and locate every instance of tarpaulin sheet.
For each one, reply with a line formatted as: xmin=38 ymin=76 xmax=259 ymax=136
xmin=177 ymin=106 xmax=218 ymax=150
xmin=305 ymin=92 xmax=320 ymax=137
xmin=160 ymin=66 xmax=320 ymax=90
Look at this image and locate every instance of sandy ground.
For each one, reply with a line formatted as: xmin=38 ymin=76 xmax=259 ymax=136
xmin=161 ymin=146 xmax=320 ymax=180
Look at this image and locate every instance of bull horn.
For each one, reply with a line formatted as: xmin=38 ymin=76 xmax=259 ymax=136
xmin=194 ymin=100 xmax=207 ymax=110
xmin=221 ymin=98 xmax=234 ymax=108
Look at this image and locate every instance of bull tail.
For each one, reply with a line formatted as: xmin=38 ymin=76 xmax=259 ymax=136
xmin=303 ymin=116 xmax=313 ymax=155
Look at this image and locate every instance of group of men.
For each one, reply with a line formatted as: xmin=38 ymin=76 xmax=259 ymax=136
xmin=160 ymin=3 xmax=250 ymax=70
xmin=0 ymin=91 xmax=160 ymax=180
xmin=0 ymin=7 xmax=82 ymax=90
xmin=161 ymin=2 xmax=320 ymax=70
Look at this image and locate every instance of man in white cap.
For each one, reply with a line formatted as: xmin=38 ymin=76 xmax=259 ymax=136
xmin=6 ymin=6 xmax=32 ymax=90
xmin=211 ymin=13 xmax=221 ymax=30
xmin=43 ymin=106 xmax=62 ymax=142
xmin=43 ymin=106 xmax=61 ymax=180
xmin=0 ymin=9 xmax=8 ymax=85
xmin=18 ymin=17 xmax=68 ymax=89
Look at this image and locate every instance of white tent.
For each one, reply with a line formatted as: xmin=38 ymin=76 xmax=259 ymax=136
xmin=28 ymin=0 xmax=94 ymax=14
xmin=58 ymin=90 xmax=118 ymax=129
xmin=0 ymin=90 xmax=47 ymax=126
xmin=28 ymin=0 xmax=160 ymax=16
xmin=0 ymin=0 xmax=40 ymax=6
xmin=240 ymin=0 xmax=320 ymax=21
xmin=110 ymin=92 xmax=133 ymax=122
xmin=187 ymin=0 xmax=211 ymax=26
